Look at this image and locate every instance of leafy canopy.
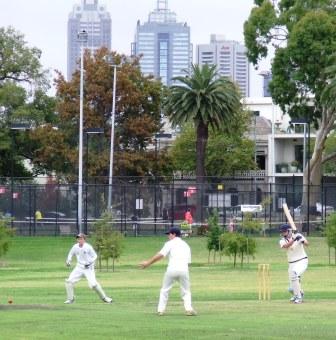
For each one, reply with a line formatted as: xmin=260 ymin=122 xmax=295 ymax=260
xmin=166 ymin=64 xmax=241 ymax=130
xmin=244 ymin=0 xmax=336 ymax=122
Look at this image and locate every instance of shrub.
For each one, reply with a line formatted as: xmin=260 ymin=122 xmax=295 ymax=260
xmin=207 ymin=210 xmax=222 ymax=263
xmin=0 ymin=215 xmax=15 ymax=258
xmin=220 ymin=233 xmax=256 ymax=268
xmin=93 ymin=211 xmax=124 ymax=271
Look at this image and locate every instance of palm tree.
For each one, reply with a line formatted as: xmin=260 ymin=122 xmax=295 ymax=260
xmin=164 ymin=64 xmax=242 ymax=221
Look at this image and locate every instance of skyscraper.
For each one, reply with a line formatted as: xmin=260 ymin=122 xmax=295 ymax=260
xmin=197 ymin=35 xmax=250 ymax=97
xmin=132 ymin=0 xmax=192 ymax=86
xmin=67 ymin=0 xmax=111 ymax=80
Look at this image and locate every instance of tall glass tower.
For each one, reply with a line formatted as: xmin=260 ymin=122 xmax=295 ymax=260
xmin=67 ymin=0 xmax=111 ymax=80
xmin=132 ymin=0 xmax=192 ymax=86
xmin=197 ymin=35 xmax=250 ymax=97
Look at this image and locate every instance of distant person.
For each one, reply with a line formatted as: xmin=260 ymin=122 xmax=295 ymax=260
xmin=162 ymin=207 xmax=169 ymax=221
xmin=139 ymin=227 xmax=196 ymax=316
xmin=228 ymin=217 xmax=235 ymax=233
xmin=35 ymin=210 xmax=42 ymax=220
xmin=131 ymin=215 xmax=139 ymax=237
xmin=64 ymin=233 xmax=112 ymax=304
xmin=279 ymin=224 xmax=309 ymax=304
xmin=184 ymin=208 xmax=193 ymax=225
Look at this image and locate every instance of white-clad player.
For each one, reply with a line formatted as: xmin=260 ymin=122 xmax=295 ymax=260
xmin=139 ymin=227 xmax=196 ymax=316
xmin=64 ymin=233 xmax=112 ymax=304
xmin=279 ymin=224 xmax=309 ymax=304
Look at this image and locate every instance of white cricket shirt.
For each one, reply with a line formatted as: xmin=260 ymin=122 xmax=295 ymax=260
xmin=67 ymin=242 xmax=97 ymax=268
xmin=279 ymin=233 xmax=308 ymax=263
xmin=159 ymin=237 xmax=191 ymax=271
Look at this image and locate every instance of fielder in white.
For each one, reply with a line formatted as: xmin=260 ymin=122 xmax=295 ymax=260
xmin=139 ymin=227 xmax=196 ymax=316
xmin=64 ymin=233 xmax=112 ymax=304
xmin=279 ymin=224 xmax=309 ymax=304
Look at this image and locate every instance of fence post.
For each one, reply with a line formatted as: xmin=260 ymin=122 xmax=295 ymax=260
xmin=55 ymin=181 xmax=60 ymax=236
xmin=170 ymin=176 xmax=174 ymax=228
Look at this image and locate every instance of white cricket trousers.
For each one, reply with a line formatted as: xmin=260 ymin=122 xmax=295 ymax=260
xmin=158 ymin=269 xmax=193 ymax=313
xmin=288 ymin=258 xmax=308 ymax=297
xmin=67 ymin=265 xmax=98 ymax=288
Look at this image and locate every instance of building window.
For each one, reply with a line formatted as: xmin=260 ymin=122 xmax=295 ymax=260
xmin=158 ymin=34 xmax=169 ymax=85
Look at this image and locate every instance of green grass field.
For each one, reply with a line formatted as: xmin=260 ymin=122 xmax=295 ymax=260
xmin=1 ymin=236 xmax=336 ymax=339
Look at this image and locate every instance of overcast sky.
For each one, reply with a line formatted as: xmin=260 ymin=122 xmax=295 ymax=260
xmin=0 ymin=0 xmax=269 ymax=96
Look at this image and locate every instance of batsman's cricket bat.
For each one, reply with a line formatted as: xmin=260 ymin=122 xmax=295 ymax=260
xmin=282 ymin=203 xmax=297 ymax=231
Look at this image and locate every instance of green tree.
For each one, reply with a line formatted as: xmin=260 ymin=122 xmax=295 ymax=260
xmin=220 ymin=233 xmax=256 ymax=268
xmin=165 ymin=64 xmax=241 ymax=180
xmin=93 ymin=212 xmax=124 ymax=271
xmin=164 ymin=64 xmax=241 ymax=220
xmin=102 ymin=231 xmax=124 ymax=272
xmin=0 ymin=28 xmax=53 ymax=178
xmin=170 ymin=112 xmax=255 ymax=176
xmin=93 ymin=212 xmax=113 ymax=270
xmin=244 ymin=1 xmax=336 ymax=210
xmin=206 ymin=210 xmax=222 ymax=263
xmin=0 ymin=27 xmax=46 ymax=85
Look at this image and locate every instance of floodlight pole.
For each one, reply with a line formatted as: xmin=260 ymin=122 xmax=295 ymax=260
xmin=77 ymin=30 xmax=88 ymax=233
xmin=107 ymin=63 xmax=117 ymax=212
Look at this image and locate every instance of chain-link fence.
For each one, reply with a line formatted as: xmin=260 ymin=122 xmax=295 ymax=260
xmin=1 ymin=176 xmax=335 ymax=236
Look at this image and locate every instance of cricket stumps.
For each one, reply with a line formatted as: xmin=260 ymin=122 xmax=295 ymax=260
xmin=258 ymin=264 xmax=271 ymax=301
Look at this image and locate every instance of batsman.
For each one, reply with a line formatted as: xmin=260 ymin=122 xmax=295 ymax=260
xmin=279 ymin=224 xmax=309 ymax=304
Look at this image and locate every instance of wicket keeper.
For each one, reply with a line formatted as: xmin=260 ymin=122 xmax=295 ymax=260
xmin=279 ymin=224 xmax=309 ymax=304
xmin=64 ymin=233 xmax=112 ymax=304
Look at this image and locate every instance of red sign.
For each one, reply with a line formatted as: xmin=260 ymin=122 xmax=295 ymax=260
xmin=0 ymin=186 xmax=6 ymax=194
xmin=183 ymin=191 xmax=191 ymax=198
xmin=188 ymin=186 xmax=197 ymax=195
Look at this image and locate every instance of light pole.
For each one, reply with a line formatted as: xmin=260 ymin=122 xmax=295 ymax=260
xmin=153 ymin=132 xmax=172 ymax=232
xmin=307 ymin=121 xmax=311 ymax=235
xmin=253 ymin=111 xmax=260 ymax=204
xmin=106 ymin=56 xmax=118 ymax=212
xmin=9 ymin=123 xmax=31 ymax=228
xmin=290 ymin=119 xmax=309 ymax=232
xmin=77 ymin=30 xmax=88 ymax=233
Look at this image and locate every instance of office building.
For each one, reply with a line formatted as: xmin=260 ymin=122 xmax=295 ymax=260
xmin=197 ymin=35 xmax=250 ymax=97
xmin=132 ymin=0 xmax=192 ymax=86
xmin=67 ymin=0 xmax=111 ymax=80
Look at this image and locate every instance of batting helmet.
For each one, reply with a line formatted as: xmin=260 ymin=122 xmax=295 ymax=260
xmin=279 ymin=224 xmax=291 ymax=232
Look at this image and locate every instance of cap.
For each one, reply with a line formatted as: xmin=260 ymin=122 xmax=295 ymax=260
xmin=165 ymin=227 xmax=181 ymax=237
xmin=279 ymin=224 xmax=291 ymax=232
xmin=76 ymin=233 xmax=87 ymax=239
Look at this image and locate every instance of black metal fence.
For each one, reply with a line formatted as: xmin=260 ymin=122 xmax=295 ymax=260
xmin=1 ymin=176 xmax=336 ymax=236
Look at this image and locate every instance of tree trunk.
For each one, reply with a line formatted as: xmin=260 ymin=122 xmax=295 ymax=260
xmin=195 ymin=121 xmax=208 ymax=223
xmin=301 ymin=111 xmax=334 ymax=212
